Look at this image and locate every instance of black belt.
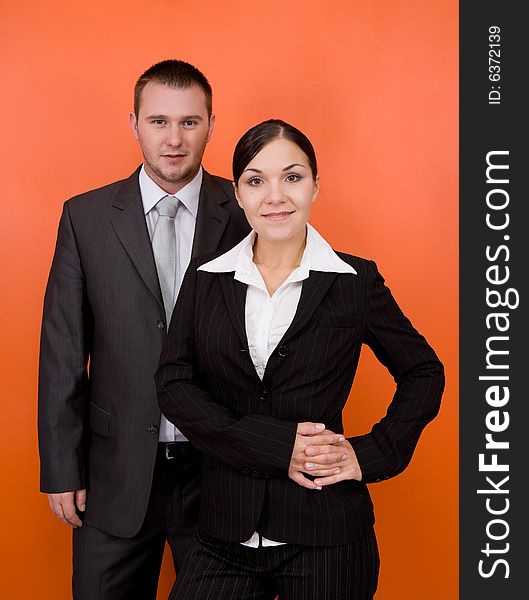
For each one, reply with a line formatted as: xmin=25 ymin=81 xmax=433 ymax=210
xmin=157 ymin=441 xmax=194 ymax=460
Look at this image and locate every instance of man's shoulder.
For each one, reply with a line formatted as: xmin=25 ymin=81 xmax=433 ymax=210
xmin=66 ymin=168 xmax=140 ymax=211
xmin=201 ymin=171 xmax=236 ymax=202
xmin=201 ymin=170 xmax=249 ymax=234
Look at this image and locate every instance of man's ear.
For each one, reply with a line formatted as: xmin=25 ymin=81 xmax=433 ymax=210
xmin=129 ymin=112 xmax=139 ymax=141
xmin=206 ymin=113 xmax=216 ymax=143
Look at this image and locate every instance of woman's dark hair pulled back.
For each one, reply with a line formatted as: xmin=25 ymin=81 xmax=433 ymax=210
xmin=232 ymin=119 xmax=318 ymax=185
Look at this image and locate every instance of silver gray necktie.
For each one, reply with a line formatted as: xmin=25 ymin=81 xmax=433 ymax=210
xmin=152 ymin=195 xmax=179 ymax=324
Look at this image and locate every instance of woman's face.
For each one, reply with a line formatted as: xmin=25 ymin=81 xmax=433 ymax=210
xmin=235 ymin=138 xmax=319 ymax=245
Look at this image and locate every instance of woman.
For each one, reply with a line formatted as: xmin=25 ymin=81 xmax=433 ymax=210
xmin=156 ymin=119 xmax=444 ymax=599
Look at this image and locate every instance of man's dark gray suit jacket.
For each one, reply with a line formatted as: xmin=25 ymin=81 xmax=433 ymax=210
xmin=156 ymin=253 xmax=445 ymax=546
xmin=38 ymin=167 xmax=250 ymax=538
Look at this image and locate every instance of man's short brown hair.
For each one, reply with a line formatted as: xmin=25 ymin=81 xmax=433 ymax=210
xmin=134 ymin=59 xmax=213 ymax=117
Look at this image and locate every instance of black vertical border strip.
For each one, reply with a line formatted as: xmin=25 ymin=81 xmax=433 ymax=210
xmin=460 ymin=2 xmax=526 ymax=598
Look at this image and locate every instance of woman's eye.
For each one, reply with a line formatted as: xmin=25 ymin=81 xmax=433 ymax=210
xmin=285 ymin=174 xmax=301 ymax=182
xmin=247 ymin=177 xmax=263 ymax=186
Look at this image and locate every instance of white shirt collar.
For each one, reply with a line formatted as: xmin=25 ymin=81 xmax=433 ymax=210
xmin=198 ymin=224 xmax=357 ymax=283
xmin=139 ymin=164 xmax=202 ymax=218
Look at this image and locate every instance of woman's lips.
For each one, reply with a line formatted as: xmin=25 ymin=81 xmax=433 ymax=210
xmin=262 ymin=211 xmax=294 ymax=221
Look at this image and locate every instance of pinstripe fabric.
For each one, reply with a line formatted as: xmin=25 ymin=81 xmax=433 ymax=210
xmin=156 ymin=252 xmax=444 ymax=547
xmin=170 ymin=529 xmax=379 ymax=599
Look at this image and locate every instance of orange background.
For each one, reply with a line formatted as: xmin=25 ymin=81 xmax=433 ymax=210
xmin=0 ymin=0 xmax=458 ymax=598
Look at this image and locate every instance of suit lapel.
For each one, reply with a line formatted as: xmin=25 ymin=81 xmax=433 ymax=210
xmin=191 ymin=170 xmax=231 ymax=258
xmin=219 ymin=269 xmax=338 ymax=384
xmin=109 ymin=168 xmax=164 ymax=310
xmin=261 ymin=271 xmax=337 ymax=387
xmin=280 ymin=271 xmax=338 ymax=346
xmin=219 ymin=274 xmax=249 ymax=351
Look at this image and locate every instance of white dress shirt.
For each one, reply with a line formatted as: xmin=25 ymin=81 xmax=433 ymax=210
xmin=139 ymin=165 xmax=202 ymax=442
xmin=199 ymin=224 xmax=356 ymax=547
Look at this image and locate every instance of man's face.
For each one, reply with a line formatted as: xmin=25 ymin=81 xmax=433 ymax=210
xmin=130 ymin=82 xmax=215 ymax=194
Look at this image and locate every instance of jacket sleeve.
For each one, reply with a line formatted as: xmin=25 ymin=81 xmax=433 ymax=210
xmin=38 ymin=202 xmax=91 ymax=493
xmin=348 ymin=261 xmax=444 ymax=483
xmin=156 ymin=261 xmax=296 ymax=478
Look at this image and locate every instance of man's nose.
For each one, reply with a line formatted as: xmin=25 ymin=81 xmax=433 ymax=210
xmin=165 ymin=124 xmax=183 ymax=147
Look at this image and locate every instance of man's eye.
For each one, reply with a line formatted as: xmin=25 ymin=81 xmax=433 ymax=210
xmin=285 ymin=174 xmax=301 ymax=182
xmin=183 ymin=120 xmax=198 ymax=127
xmin=152 ymin=120 xmax=166 ymax=126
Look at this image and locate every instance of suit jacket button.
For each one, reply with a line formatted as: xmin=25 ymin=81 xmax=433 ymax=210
xmin=156 ymin=320 xmax=165 ymax=330
xmin=259 ymin=390 xmax=269 ymax=401
xmin=278 ymin=345 xmax=288 ymax=357
xmin=148 ymin=424 xmax=159 ymax=434
xmin=242 ymin=468 xmax=250 ymax=475
xmin=264 ymin=472 xmax=271 ymax=479
xmin=251 ymin=469 xmax=260 ymax=478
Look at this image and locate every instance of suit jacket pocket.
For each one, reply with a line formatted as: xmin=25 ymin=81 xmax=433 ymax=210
xmin=89 ymin=402 xmax=111 ymax=438
xmin=318 ymin=314 xmax=358 ymax=328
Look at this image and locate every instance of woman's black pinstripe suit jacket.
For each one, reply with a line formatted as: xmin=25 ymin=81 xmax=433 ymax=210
xmin=155 ymin=251 xmax=444 ymax=546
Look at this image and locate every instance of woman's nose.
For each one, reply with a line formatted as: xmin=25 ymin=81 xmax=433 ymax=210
xmin=266 ymin=182 xmax=287 ymax=203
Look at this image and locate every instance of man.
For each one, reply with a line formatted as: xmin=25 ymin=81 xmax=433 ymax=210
xmin=38 ymin=59 xmax=250 ymax=600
